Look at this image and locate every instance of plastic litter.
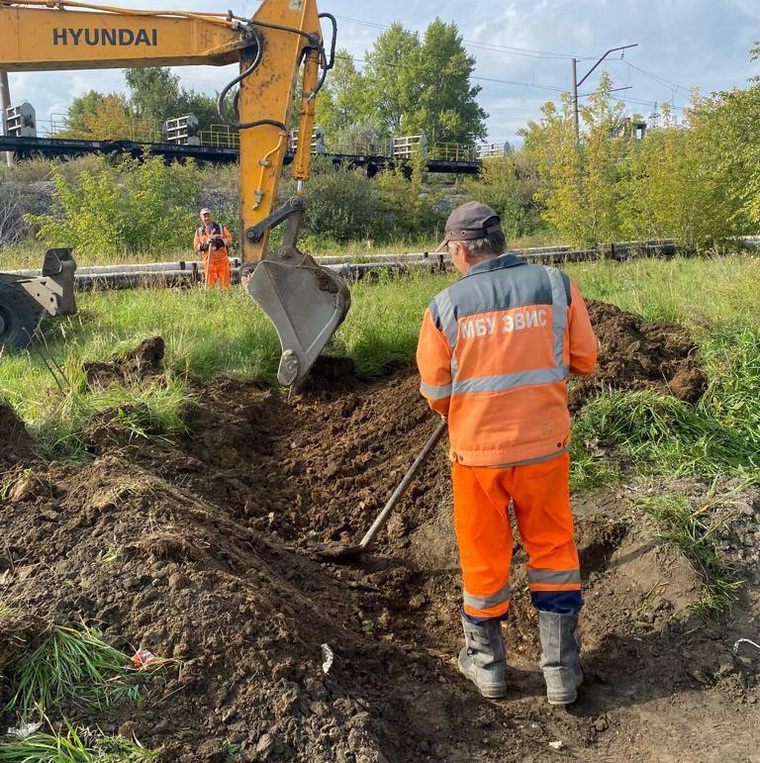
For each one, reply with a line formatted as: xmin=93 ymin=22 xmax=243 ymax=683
xmin=321 ymin=644 xmax=334 ymax=675
xmin=132 ymin=648 xmax=158 ymax=669
xmin=733 ymin=639 xmax=760 ymax=656
xmin=7 ymin=722 xmax=42 ymax=738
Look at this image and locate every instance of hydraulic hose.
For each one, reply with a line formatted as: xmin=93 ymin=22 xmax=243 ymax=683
xmin=217 ymin=27 xmax=288 ymax=132
xmin=217 ymin=13 xmax=339 ymax=128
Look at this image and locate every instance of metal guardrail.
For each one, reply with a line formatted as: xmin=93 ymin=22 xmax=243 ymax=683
xmin=11 ymin=101 xmax=496 ymax=164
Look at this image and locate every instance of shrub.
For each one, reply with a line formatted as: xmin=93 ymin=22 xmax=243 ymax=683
xmin=463 ymin=155 xmax=541 ymax=240
xmin=25 ymin=155 xmax=201 ymax=255
xmin=294 ymin=161 xmax=377 ymax=243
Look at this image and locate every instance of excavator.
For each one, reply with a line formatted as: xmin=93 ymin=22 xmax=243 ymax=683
xmin=0 ymin=0 xmax=350 ymax=386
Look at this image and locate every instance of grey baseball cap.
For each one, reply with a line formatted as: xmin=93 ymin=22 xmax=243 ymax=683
xmin=435 ymin=201 xmax=502 ymax=251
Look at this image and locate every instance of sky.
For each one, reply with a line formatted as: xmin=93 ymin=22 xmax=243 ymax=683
xmin=7 ymin=0 xmax=760 ymax=145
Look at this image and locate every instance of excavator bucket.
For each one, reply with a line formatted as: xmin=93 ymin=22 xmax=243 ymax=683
xmin=246 ymin=251 xmax=351 ymax=387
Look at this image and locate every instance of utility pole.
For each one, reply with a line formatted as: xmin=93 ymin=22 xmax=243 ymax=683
xmin=0 ymin=70 xmax=14 ymax=168
xmin=572 ymin=44 xmax=638 ymax=151
xmin=571 ymin=58 xmax=580 ymax=153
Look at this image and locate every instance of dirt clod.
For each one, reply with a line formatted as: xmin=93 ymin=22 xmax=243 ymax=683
xmin=570 ymin=300 xmax=708 ymax=411
xmin=84 ymin=336 xmax=166 ymax=388
xmin=0 ymin=400 xmax=33 ymax=461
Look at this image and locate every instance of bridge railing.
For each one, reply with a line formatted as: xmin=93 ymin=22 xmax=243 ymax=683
xmin=199 ymin=124 xmax=240 ymax=149
xmin=477 ymin=142 xmax=510 ymax=159
xmin=391 ymin=135 xmax=428 ymax=161
xmin=430 ymin=142 xmax=477 ymax=163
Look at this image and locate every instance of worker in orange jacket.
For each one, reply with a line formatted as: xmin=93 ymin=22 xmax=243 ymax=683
xmin=417 ymin=201 xmax=598 ymax=704
xmin=194 ymin=207 xmax=233 ymax=289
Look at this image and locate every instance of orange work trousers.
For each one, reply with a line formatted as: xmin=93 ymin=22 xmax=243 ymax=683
xmin=452 ymin=452 xmax=581 ymax=622
xmin=204 ymin=255 xmax=231 ymax=289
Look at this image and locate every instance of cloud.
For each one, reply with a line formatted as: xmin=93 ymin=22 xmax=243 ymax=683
xmin=4 ymin=0 xmax=759 ymax=145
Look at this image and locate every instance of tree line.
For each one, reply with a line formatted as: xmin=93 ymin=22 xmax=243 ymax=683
xmin=12 ymin=36 xmax=760 ymax=255
xmin=511 ymin=48 xmax=760 ymax=249
xmin=58 ymin=17 xmax=488 ymax=150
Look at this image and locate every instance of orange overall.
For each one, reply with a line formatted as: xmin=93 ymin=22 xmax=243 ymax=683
xmin=417 ymin=254 xmax=598 ymax=621
xmin=194 ymin=222 xmax=233 ymax=288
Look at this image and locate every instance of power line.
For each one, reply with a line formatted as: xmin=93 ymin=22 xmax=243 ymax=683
xmin=333 ymin=13 xmax=588 ymax=61
xmin=620 ymin=61 xmax=688 ymax=93
xmin=339 ymin=54 xmax=654 ymax=108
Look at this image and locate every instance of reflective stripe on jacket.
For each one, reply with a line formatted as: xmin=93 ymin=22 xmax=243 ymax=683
xmin=194 ymin=222 xmax=233 ymax=261
xmin=416 ymin=253 xmax=598 ymax=467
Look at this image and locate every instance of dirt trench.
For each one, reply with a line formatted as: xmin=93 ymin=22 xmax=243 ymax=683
xmin=0 ymin=302 xmax=758 ymax=762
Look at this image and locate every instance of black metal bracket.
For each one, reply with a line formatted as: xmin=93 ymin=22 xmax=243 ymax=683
xmin=245 ymin=196 xmax=304 ymax=243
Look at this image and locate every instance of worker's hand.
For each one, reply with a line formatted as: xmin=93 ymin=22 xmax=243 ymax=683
xmin=199 ymin=242 xmax=210 ymax=252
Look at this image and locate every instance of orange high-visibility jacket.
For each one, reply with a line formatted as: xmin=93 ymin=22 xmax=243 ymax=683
xmin=417 ymin=254 xmax=598 ymax=467
xmin=194 ymin=222 xmax=233 ymax=262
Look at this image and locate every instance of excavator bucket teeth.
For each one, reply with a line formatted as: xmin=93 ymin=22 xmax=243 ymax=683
xmin=246 ymin=255 xmax=351 ymax=387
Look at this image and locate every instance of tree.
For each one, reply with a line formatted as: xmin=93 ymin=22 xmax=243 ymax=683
xmin=464 ymin=153 xmax=540 ymax=240
xmin=363 ymin=24 xmax=424 ymax=136
xmin=520 ymin=74 xmax=630 ymax=246
xmin=410 ymin=19 xmax=487 ymax=144
xmin=125 ymin=67 xmax=219 ymax=131
xmin=315 ymin=51 xmax=367 ymax=140
xmin=61 ymin=90 xmax=106 ymax=135
xmin=59 ymin=94 xmax=135 ymax=140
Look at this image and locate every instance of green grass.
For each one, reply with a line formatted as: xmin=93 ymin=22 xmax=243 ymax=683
xmin=0 ymin=273 xmax=452 ymax=455
xmin=638 ymin=491 xmax=743 ymax=616
xmin=5 ymin=625 xmax=140 ymax=717
xmin=0 ymin=725 xmax=156 ymax=762
xmin=2 ymin=254 xmax=760 ymax=487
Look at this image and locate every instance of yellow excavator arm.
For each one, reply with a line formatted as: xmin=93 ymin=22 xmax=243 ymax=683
xmin=0 ymin=0 xmax=350 ymax=386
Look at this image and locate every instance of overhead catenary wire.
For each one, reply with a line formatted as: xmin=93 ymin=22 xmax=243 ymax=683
xmin=332 ymin=13 xmax=596 ymax=61
xmin=336 ymin=54 xmax=658 ymax=110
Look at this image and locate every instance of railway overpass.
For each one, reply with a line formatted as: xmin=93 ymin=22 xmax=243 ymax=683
xmin=0 ymin=134 xmax=485 ymax=175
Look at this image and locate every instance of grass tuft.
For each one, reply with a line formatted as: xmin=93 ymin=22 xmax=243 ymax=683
xmin=0 ymin=724 xmax=156 ymax=762
xmin=6 ymin=625 xmax=138 ymax=717
xmin=639 ymin=492 xmax=743 ymax=616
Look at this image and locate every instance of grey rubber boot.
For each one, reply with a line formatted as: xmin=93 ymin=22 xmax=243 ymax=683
xmin=538 ymin=611 xmax=584 ymax=705
xmin=458 ymin=617 xmax=507 ymax=699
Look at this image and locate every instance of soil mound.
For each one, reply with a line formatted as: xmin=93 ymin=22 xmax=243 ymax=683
xmin=569 ymin=300 xmax=708 ymax=411
xmin=0 ymin=400 xmax=33 ymax=461
xmin=84 ymin=336 xmax=166 ymax=388
xmin=2 ymin=304 xmax=754 ymax=762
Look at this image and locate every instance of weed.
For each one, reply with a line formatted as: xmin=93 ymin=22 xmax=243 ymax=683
xmin=98 ymin=545 xmax=119 ymax=565
xmin=222 ymin=740 xmax=242 ymax=762
xmin=0 ymin=723 xmax=156 ymax=762
xmin=639 ymin=492 xmax=743 ymax=616
xmin=5 ymin=625 xmax=135 ymax=716
xmin=569 ymin=414 xmax=621 ymax=494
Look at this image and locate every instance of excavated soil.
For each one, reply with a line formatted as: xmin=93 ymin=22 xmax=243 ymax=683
xmin=1 ymin=303 xmax=759 ymax=762
xmin=569 ymin=300 xmax=708 ymax=412
xmin=0 ymin=401 xmax=32 ymax=464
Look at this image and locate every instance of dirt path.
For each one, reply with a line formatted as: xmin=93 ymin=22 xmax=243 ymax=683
xmin=1 ymin=302 xmax=758 ymax=762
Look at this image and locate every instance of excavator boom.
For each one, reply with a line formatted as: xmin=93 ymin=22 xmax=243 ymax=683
xmin=0 ymin=0 xmax=350 ymax=385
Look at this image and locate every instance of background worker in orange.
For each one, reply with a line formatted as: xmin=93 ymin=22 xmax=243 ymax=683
xmin=194 ymin=208 xmax=233 ymax=289
xmin=417 ymin=201 xmax=598 ymax=704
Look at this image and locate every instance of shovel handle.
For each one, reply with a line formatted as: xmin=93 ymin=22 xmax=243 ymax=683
xmin=357 ymin=418 xmax=448 ymax=551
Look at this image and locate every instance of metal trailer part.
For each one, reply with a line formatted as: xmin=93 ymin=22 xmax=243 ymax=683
xmin=0 ymin=248 xmax=77 ymax=348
